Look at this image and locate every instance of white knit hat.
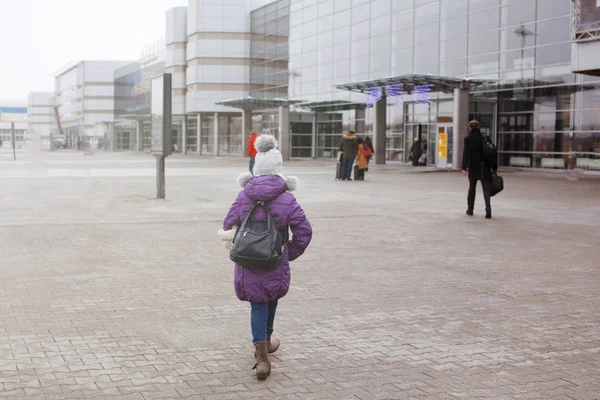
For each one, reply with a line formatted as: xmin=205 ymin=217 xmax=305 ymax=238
xmin=253 ymin=135 xmax=283 ymax=177
xmin=237 ymin=134 xmax=299 ymax=191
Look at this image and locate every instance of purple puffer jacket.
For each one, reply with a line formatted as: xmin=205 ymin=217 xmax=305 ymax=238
xmin=223 ymin=173 xmax=312 ymax=304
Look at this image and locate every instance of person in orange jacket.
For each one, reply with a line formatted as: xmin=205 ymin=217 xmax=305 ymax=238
xmin=248 ymin=130 xmax=259 ymax=174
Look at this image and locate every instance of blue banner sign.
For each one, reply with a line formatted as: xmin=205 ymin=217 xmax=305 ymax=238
xmin=365 ymin=83 xmax=433 ymax=107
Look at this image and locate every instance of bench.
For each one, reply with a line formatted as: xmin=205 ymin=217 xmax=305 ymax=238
xmin=509 ymin=156 xmax=531 ymax=167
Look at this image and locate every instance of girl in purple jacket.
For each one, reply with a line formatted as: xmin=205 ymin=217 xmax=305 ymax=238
xmin=223 ymin=135 xmax=313 ymax=380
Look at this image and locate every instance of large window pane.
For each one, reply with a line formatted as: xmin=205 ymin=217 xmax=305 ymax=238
xmin=441 ymin=36 xmax=467 ymax=60
xmin=536 ymin=43 xmax=571 ymax=67
xmin=501 ymin=0 xmax=536 ymax=27
xmin=392 ymin=9 xmax=414 ymax=31
xmin=501 ymin=48 xmax=535 ymax=71
xmin=441 ymin=0 xmax=467 ymax=19
xmin=186 ymin=116 xmax=198 ymax=153
xmin=469 ymin=0 xmax=500 ymax=12
xmin=334 ymin=9 xmax=351 ymax=28
xmin=372 ymin=15 xmax=392 ymax=36
xmin=392 ymin=0 xmax=415 ymax=12
xmin=501 ymin=24 xmax=535 ymax=51
xmin=415 ymin=42 xmax=439 ymax=69
xmin=536 ymin=17 xmax=570 ymax=46
xmin=469 ymin=30 xmax=500 ymax=56
xmin=392 ymin=48 xmax=414 ymax=74
xmin=469 ymin=8 xmax=500 ymax=34
xmin=371 ymin=0 xmax=392 ymax=19
xmin=201 ymin=115 xmax=214 ymax=154
xmin=440 ymin=58 xmax=467 ymax=77
xmin=391 ymin=28 xmax=414 ymax=49
xmin=468 ymin=53 xmax=499 ymax=76
xmin=536 ymin=0 xmax=570 ymax=20
xmin=440 ymin=16 xmax=467 ymax=40
xmin=415 ymin=22 xmax=439 ymax=46
xmin=415 ymin=2 xmax=439 ymax=25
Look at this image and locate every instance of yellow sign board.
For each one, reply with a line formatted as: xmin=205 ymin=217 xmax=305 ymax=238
xmin=438 ymin=133 xmax=448 ymax=159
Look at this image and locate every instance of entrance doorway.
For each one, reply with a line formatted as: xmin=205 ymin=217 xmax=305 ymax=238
xmin=403 ymin=123 xmax=438 ymax=166
xmin=431 ymin=100 xmax=497 ymax=168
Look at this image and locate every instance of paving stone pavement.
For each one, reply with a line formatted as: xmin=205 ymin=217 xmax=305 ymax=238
xmin=0 ymin=150 xmax=599 ymax=400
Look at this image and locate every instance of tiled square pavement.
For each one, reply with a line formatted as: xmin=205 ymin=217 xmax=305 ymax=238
xmin=0 ymin=151 xmax=599 ymax=399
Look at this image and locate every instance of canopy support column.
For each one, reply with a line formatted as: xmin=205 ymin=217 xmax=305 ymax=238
xmin=242 ymin=109 xmax=253 ymax=157
xmin=374 ymin=95 xmax=387 ymax=165
xmin=453 ymin=85 xmax=470 ymax=169
xmin=279 ymin=106 xmax=290 ymax=161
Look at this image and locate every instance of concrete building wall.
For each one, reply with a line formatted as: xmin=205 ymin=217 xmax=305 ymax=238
xmin=0 ymin=104 xmax=28 ymax=145
xmin=166 ymin=7 xmax=188 ymax=116
xmin=55 ymin=60 xmax=131 ymax=139
xmin=27 ymin=92 xmax=54 ymax=144
xmin=186 ymin=0 xmax=272 ymax=113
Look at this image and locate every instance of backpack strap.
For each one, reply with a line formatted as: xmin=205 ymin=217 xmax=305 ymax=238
xmin=233 ymin=201 xmax=289 ymax=248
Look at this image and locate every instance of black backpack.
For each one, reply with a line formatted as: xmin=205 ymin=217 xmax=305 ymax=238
xmin=230 ymin=201 xmax=288 ymax=271
xmin=482 ymin=133 xmax=498 ymax=165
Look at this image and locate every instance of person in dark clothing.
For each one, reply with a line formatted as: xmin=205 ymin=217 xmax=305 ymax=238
xmin=410 ymin=138 xmax=422 ymax=166
xmin=339 ymin=131 xmax=358 ymax=181
xmin=462 ymin=120 xmax=498 ymax=219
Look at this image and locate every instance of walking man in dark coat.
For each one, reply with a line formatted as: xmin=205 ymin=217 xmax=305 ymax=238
xmin=462 ymin=120 xmax=498 ymax=219
xmin=339 ymin=131 xmax=358 ymax=181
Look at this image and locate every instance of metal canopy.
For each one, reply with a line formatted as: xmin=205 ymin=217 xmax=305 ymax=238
xmin=119 ymin=114 xmax=150 ymax=122
xmin=215 ymin=97 xmax=304 ymax=111
xmin=298 ymin=100 xmax=362 ymax=112
xmin=335 ymin=74 xmax=494 ymax=94
xmin=484 ymin=79 xmax=595 ymax=95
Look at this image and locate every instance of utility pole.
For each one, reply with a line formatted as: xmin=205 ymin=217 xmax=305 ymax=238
xmin=11 ymin=122 xmax=16 ymax=161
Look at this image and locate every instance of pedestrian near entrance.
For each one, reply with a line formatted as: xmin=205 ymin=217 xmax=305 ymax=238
xmin=356 ymin=137 xmax=368 ymax=180
xmin=248 ymin=130 xmax=258 ymax=174
xmin=222 ymin=135 xmax=313 ymax=380
xmin=410 ymin=138 xmax=422 ymax=166
xmin=339 ymin=131 xmax=358 ymax=180
xmin=462 ymin=120 xmax=498 ymax=219
xmin=364 ymin=136 xmax=374 ymax=170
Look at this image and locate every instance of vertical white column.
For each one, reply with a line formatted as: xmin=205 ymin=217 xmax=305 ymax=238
xmin=279 ymin=106 xmax=290 ymax=161
xmin=181 ymin=116 xmax=187 ymax=155
xmin=136 ymin=121 xmax=142 ymax=152
xmin=196 ymin=113 xmax=201 ymax=155
xmin=109 ymin=123 xmax=115 ymax=152
xmin=311 ymin=112 xmax=317 ymax=159
xmin=214 ymin=112 xmax=220 ymax=157
xmin=355 ymin=107 xmax=366 ymax=136
xmin=242 ymin=109 xmax=253 ymax=157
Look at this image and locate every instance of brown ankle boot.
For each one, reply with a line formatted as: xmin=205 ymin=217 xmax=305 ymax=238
xmin=254 ymin=332 xmax=281 ymax=357
xmin=253 ymin=342 xmax=270 ymax=380
xmin=267 ymin=332 xmax=280 ymax=354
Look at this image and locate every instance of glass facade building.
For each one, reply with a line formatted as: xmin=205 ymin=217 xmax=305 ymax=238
xmin=280 ymin=0 xmax=600 ymax=169
xmin=105 ymin=0 xmax=600 ymax=170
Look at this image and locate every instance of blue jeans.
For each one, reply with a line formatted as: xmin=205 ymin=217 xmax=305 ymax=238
xmin=249 ymin=157 xmax=255 ymax=175
xmin=251 ymin=301 xmax=278 ymax=344
xmin=341 ymin=159 xmax=354 ymax=180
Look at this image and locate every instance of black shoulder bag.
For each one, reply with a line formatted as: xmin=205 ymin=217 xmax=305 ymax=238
xmin=230 ymin=201 xmax=288 ymax=270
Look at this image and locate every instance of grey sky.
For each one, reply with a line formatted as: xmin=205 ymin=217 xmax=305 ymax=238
xmin=0 ymin=0 xmax=185 ymax=105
